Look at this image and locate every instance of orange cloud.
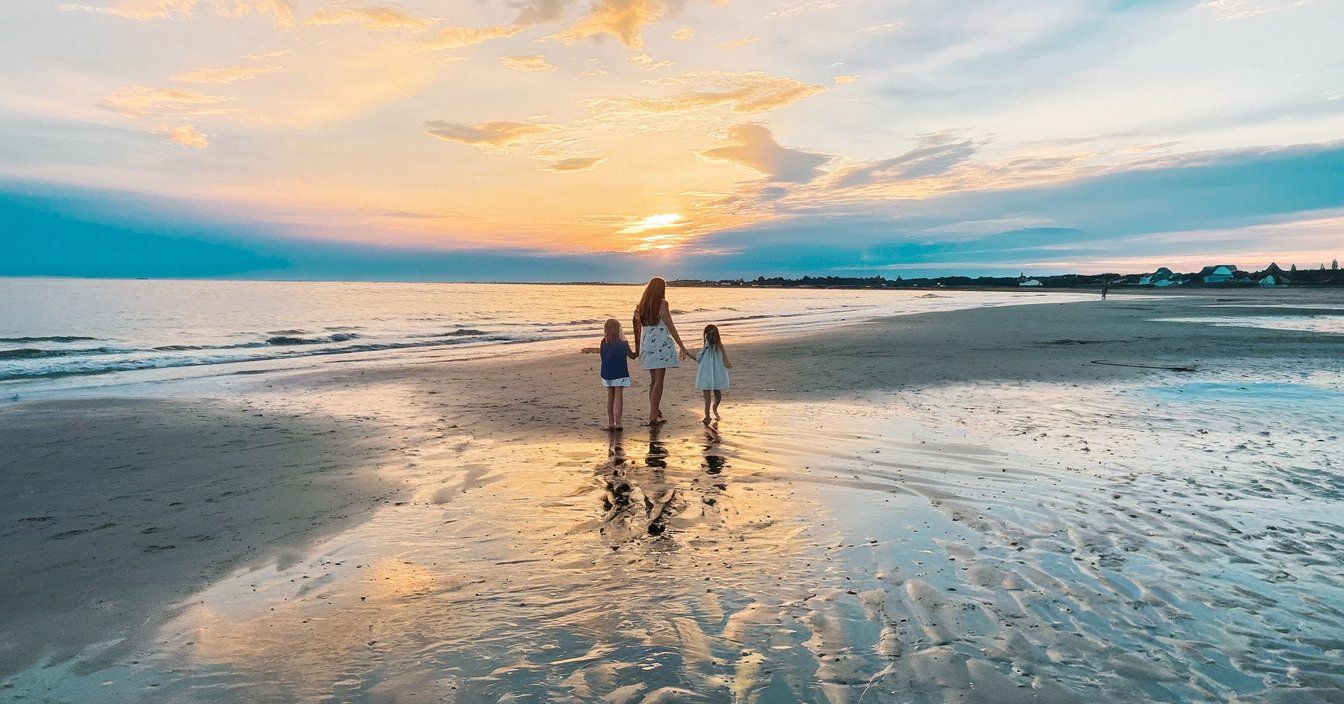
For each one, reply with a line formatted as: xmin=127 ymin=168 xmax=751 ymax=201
xmin=69 ymin=0 xmax=293 ymax=25
xmin=60 ymin=0 xmax=195 ymax=20
xmin=160 ymin=125 xmax=209 ymax=148
xmin=592 ymin=71 xmax=825 ymax=114
xmin=716 ymin=35 xmax=760 ymax=49
xmin=173 ymin=64 xmax=280 ymax=83
xmin=305 ymin=5 xmax=434 ymax=31
xmin=502 ymin=54 xmax=559 ymax=72
xmin=833 ymin=74 xmax=857 ymax=84
xmin=214 ymin=0 xmax=294 ymax=27
xmin=423 ymin=120 xmax=559 ymax=149
xmin=545 ymin=156 xmax=607 ymax=172
xmin=425 ymin=24 xmax=524 ymax=49
xmin=62 ymin=0 xmax=292 ymax=24
xmin=104 ymin=86 xmax=232 ymax=116
xmin=552 ymin=0 xmax=667 ymax=50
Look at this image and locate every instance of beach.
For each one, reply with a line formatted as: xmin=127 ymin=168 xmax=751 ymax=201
xmin=3 ymin=286 xmax=1343 ymax=702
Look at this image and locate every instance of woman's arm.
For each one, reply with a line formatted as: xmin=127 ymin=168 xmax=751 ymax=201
xmin=661 ymin=301 xmax=691 ymax=358
xmin=631 ymin=313 xmax=642 ymax=356
xmin=626 ymin=340 xmax=637 ymax=359
xmin=721 ymin=347 xmax=732 ymax=369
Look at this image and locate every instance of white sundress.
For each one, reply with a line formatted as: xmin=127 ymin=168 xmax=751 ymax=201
xmin=640 ymin=320 xmax=680 ymax=370
xmin=695 ymin=346 xmax=729 ymax=391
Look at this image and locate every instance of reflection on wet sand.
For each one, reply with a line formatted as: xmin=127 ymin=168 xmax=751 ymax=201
xmin=140 ymin=403 xmax=830 ymax=702
xmin=598 ymin=425 xmax=734 ymax=546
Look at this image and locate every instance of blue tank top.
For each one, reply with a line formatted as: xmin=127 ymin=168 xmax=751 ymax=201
xmin=600 ymin=339 xmax=631 ymax=380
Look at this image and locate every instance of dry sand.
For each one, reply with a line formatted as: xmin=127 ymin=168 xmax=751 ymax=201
xmin=2 ymin=289 xmax=1342 ymax=702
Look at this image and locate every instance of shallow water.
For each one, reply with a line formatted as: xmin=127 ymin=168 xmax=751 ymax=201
xmin=1155 ymin=315 xmax=1344 ymax=335
xmin=17 ymin=363 xmax=1343 ymax=702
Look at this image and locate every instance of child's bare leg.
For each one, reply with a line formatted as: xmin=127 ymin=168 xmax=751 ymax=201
xmin=606 ymin=387 xmax=616 ymax=429
xmin=702 ymin=391 xmax=712 ymax=424
xmin=612 ymin=387 xmax=624 ymax=429
xmin=713 ymin=390 xmax=722 ymax=419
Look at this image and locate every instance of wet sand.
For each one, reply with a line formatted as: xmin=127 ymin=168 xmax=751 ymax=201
xmin=2 ymin=289 xmax=1342 ymax=702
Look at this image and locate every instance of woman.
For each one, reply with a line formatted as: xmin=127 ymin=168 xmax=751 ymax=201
xmin=632 ymin=277 xmax=691 ymax=426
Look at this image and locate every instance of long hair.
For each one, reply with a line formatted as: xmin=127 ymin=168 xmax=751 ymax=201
xmin=636 ymin=277 xmax=666 ymax=326
xmin=702 ymin=324 xmax=722 ymax=351
xmin=602 ymin=318 xmax=624 ymax=344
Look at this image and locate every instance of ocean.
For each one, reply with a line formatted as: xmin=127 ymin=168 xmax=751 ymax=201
xmin=0 ymin=278 xmax=1092 ymax=391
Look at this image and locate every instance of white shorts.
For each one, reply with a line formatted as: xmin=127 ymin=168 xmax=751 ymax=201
xmin=602 ymin=377 xmax=631 ymax=388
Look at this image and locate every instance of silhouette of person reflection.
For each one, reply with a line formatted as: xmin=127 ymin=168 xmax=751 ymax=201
xmin=645 ymin=423 xmax=669 ymax=470
xmin=702 ymin=422 xmax=726 ymax=475
xmin=597 ymin=424 xmax=680 ymax=542
xmin=699 ymin=422 xmax=729 ymax=511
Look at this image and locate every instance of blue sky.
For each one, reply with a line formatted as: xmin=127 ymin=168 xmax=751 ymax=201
xmin=2 ymin=0 xmax=1342 ymax=280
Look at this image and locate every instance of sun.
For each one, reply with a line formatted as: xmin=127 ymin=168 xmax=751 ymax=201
xmin=618 ymin=213 xmax=685 ymax=236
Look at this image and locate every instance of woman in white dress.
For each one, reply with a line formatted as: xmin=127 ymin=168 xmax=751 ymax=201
xmin=632 ymin=277 xmax=691 ymax=426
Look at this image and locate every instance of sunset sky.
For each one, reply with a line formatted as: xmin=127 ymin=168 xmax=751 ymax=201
xmin=3 ymin=0 xmax=1343 ymax=280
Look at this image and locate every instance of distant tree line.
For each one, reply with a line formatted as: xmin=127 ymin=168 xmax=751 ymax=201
xmin=667 ymin=263 xmax=1344 ymax=289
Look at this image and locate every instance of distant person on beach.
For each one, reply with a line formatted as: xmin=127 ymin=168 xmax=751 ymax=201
xmin=693 ymin=324 xmax=732 ymax=424
xmin=633 ymin=277 xmax=691 ymax=426
xmin=598 ymin=318 xmax=637 ymax=431
xmin=1101 ymin=283 xmax=1110 ymax=300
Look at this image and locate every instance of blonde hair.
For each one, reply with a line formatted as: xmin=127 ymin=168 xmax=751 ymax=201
xmin=603 ymin=318 xmax=624 ymax=344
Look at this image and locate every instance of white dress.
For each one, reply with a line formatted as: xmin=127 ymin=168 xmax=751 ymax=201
xmin=695 ymin=346 xmax=729 ymax=391
xmin=640 ymin=320 xmax=680 ymax=370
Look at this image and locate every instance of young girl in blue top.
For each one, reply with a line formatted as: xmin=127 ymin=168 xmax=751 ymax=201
xmin=599 ymin=318 xmax=638 ymax=431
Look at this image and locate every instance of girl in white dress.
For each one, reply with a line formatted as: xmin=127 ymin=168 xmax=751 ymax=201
xmin=694 ymin=324 xmax=732 ymax=424
xmin=632 ymin=277 xmax=691 ymax=426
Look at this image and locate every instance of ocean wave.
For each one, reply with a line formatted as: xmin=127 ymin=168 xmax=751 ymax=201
xmin=0 ymin=346 xmax=126 ymax=360
xmin=265 ymin=332 xmax=360 ymax=346
xmin=0 ymin=336 xmax=98 ymax=343
xmin=439 ymin=328 xmax=486 ymax=337
xmin=0 ymin=332 xmax=520 ymax=382
xmin=153 ymin=342 xmax=269 ymax=351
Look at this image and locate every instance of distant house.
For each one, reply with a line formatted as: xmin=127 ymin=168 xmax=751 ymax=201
xmin=1139 ymin=267 xmax=1182 ymax=287
xmin=1199 ymin=265 xmax=1238 ymax=283
xmin=1259 ymin=262 xmax=1290 ymax=286
xmin=1019 ymin=279 xmax=1043 ymax=287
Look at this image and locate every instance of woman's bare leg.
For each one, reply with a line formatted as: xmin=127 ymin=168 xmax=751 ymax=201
xmin=713 ymin=390 xmax=722 ymax=419
xmin=612 ymin=387 xmax=624 ymax=429
xmin=702 ymin=391 xmax=712 ymax=424
xmin=648 ymin=368 xmax=666 ymax=424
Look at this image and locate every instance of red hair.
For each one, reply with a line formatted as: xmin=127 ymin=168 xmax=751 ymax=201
xmin=635 ymin=277 xmax=666 ymax=326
